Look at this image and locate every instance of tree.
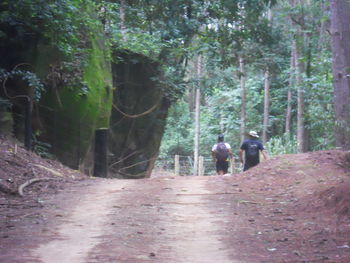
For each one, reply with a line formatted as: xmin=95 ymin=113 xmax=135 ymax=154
xmin=262 ymin=3 xmax=273 ymax=144
xmin=288 ymin=0 xmax=307 ymax=153
xmin=330 ymin=0 xmax=350 ymax=150
xmin=262 ymin=69 xmax=270 ymax=144
xmin=239 ymin=56 xmax=247 ymax=144
xmin=285 ymin=40 xmax=296 ymax=134
xmin=193 ymin=55 xmax=202 ymax=176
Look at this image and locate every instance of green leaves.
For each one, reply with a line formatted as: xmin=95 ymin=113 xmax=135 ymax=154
xmin=0 ymin=0 xmax=98 ymax=56
xmin=0 ymin=0 xmax=111 ymax=98
xmin=0 ymin=67 xmax=44 ymax=101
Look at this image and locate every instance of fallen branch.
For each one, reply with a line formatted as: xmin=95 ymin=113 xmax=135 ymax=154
xmin=33 ymin=164 xmax=63 ymax=177
xmin=18 ymin=177 xmax=56 ymax=197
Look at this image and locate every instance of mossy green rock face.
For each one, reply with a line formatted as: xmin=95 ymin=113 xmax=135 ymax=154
xmin=37 ymin=36 xmax=113 ymax=171
xmin=109 ymin=52 xmax=170 ymax=179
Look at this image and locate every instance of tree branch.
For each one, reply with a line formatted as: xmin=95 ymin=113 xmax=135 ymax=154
xmin=18 ymin=178 xmax=57 ymax=197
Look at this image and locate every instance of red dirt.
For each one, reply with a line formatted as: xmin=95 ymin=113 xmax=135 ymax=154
xmin=1 ymin=136 xmax=350 ymax=262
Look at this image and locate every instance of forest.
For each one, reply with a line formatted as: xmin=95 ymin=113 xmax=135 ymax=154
xmin=0 ymin=0 xmax=349 ymax=177
xmin=2 ymin=1 xmax=350 ymax=262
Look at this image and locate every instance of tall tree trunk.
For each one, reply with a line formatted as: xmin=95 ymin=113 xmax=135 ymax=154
xmin=263 ymin=1 xmax=273 ymax=144
xmin=220 ymin=110 xmax=225 ymax=133
xmin=193 ymin=55 xmax=202 ymax=176
xmin=239 ymin=56 xmax=246 ymax=144
xmin=330 ymin=0 xmax=350 ymax=149
xmin=295 ymin=29 xmax=306 ymax=153
xmin=318 ymin=1 xmax=329 ymax=50
xmin=188 ymin=86 xmax=196 ymax=113
xmin=262 ymin=69 xmax=270 ymax=144
xmin=267 ymin=0 xmax=273 ymax=24
xmin=120 ymin=0 xmax=127 ymax=42
xmin=285 ymin=40 xmax=296 ymax=134
xmin=304 ymin=34 xmax=313 ymax=151
xmin=289 ymin=0 xmax=307 ymax=153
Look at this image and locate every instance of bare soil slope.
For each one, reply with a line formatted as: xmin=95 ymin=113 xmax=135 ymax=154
xmin=207 ymin=150 xmax=350 ymax=262
xmin=1 ymin=136 xmax=350 ymax=262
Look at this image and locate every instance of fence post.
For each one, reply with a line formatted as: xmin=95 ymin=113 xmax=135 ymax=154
xmin=77 ymin=119 xmax=81 ymax=168
xmin=198 ymin=156 xmax=204 ymax=176
xmin=175 ymin=155 xmax=180 ymax=176
xmin=231 ymin=157 xmax=235 ymax=175
xmin=24 ymin=99 xmax=32 ymax=150
xmin=93 ymin=128 xmax=108 ymax=178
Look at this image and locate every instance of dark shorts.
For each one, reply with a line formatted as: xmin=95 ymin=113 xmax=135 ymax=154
xmin=216 ymin=160 xmax=229 ymax=173
xmin=243 ymin=161 xmax=259 ymax=171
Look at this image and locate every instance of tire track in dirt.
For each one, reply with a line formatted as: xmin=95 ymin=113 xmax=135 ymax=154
xmin=29 ymin=176 xmax=241 ymax=263
xmin=32 ymin=180 xmax=132 ymax=263
xmin=84 ymin=176 xmax=239 ymax=262
xmin=160 ymin=177 xmax=238 ymax=263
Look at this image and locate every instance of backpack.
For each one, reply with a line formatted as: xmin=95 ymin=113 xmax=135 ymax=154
xmin=215 ymin=142 xmax=229 ymax=161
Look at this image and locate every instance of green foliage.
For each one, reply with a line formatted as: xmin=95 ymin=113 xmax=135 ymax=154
xmin=159 ymin=0 xmax=335 ymax=162
xmin=32 ymin=133 xmax=54 ymax=159
xmin=304 ymin=51 xmax=335 ymax=150
xmin=112 ymin=31 xmax=166 ymax=58
xmin=0 ymin=0 xmax=106 ymax=99
xmin=104 ymin=0 xmax=203 ymax=101
xmin=159 ymin=100 xmax=194 ymax=158
xmin=159 ymin=67 xmax=269 ymax=159
xmin=0 ymin=67 xmax=44 ymax=101
xmin=0 ymin=0 xmax=337 ymax=162
xmin=266 ymin=133 xmax=297 ymax=156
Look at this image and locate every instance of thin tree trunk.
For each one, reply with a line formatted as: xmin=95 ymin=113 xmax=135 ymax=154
xmin=262 ymin=2 xmax=273 ymax=144
xmin=193 ymin=55 xmax=202 ymax=176
xmin=295 ymin=28 xmax=306 ymax=153
xmin=220 ymin=110 xmax=225 ymax=133
xmin=267 ymin=0 xmax=273 ymax=24
xmin=330 ymin=0 xmax=350 ymax=149
xmin=188 ymin=87 xmax=196 ymax=112
xmin=285 ymin=41 xmax=296 ymax=134
xmin=24 ymin=99 xmax=32 ymax=151
xmin=120 ymin=0 xmax=127 ymax=42
xmin=318 ymin=1 xmax=329 ymax=50
xmin=304 ymin=33 xmax=313 ymax=152
xmin=289 ymin=0 xmax=307 ymax=153
xmin=262 ymin=69 xmax=270 ymax=144
xmin=239 ymin=56 xmax=246 ymax=144
xmin=285 ymin=88 xmax=293 ymax=134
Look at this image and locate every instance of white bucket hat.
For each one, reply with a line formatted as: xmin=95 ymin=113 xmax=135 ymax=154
xmin=249 ymin=131 xmax=259 ymax=138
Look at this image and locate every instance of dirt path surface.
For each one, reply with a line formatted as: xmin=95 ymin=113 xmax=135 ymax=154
xmin=33 ymin=180 xmax=132 ymax=263
xmin=1 ymin=145 xmax=350 ymax=262
xmin=28 ymin=177 xmax=237 ymax=263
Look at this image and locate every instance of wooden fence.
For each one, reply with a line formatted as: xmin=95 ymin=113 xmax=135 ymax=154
xmin=153 ymin=155 xmax=241 ymax=177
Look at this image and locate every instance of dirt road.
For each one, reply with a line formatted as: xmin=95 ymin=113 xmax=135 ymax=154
xmin=1 ymin=150 xmax=350 ymax=262
xmin=29 ymin=177 xmax=238 ymax=263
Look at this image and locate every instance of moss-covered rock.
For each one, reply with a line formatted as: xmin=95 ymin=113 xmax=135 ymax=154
xmin=0 ymin=2 xmax=114 ymax=173
xmin=37 ymin=34 xmax=113 ymax=171
xmin=109 ymin=51 xmax=170 ymax=179
xmin=0 ymin=2 xmax=171 ymax=178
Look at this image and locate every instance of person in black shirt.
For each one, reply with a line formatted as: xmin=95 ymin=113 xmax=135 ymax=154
xmin=239 ymin=131 xmax=268 ymax=171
